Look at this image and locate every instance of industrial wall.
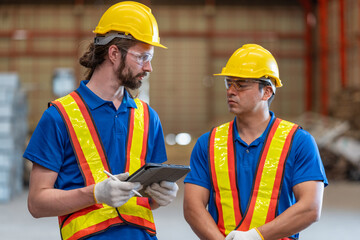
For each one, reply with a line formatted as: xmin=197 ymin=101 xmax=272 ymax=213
xmin=0 ymin=1 xmax=359 ymax=139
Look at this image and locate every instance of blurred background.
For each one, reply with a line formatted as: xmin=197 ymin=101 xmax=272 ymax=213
xmin=0 ymin=0 xmax=359 ymax=239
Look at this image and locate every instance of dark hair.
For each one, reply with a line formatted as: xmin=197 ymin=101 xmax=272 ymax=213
xmin=258 ymin=82 xmax=275 ymax=107
xmin=79 ymin=37 xmax=138 ymax=80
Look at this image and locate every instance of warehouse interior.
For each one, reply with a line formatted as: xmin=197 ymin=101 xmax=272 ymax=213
xmin=0 ymin=0 xmax=359 ymax=239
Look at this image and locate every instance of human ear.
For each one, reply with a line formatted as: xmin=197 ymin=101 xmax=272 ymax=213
xmin=108 ymin=45 xmax=120 ymax=64
xmin=262 ymin=86 xmax=273 ymax=100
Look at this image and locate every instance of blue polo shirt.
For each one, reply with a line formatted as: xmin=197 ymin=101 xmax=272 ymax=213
xmin=184 ymin=112 xmax=328 ymax=239
xmin=24 ymin=80 xmax=167 ymax=240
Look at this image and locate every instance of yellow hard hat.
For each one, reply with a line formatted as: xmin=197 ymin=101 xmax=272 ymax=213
xmin=93 ymin=1 xmax=166 ymax=49
xmin=214 ymin=44 xmax=282 ymax=87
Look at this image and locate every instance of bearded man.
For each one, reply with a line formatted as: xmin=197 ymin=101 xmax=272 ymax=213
xmin=24 ymin=2 xmax=178 ymax=240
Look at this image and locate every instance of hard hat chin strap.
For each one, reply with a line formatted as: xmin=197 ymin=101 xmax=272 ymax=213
xmin=94 ymin=32 xmax=135 ymax=46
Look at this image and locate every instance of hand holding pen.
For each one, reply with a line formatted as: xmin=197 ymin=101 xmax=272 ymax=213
xmin=103 ymin=170 xmax=143 ymax=197
xmin=93 ymin=170 xmax=143 ymax=208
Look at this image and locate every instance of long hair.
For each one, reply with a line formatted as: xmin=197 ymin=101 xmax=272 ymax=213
xmin=79 ymin=37 xmax=139 ymax=97
xmin=79 ymin=37 xmax=138 ymax=80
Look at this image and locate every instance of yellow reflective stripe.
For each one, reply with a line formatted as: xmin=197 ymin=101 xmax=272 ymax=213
xmin=58 ymin=95 xmax=106 ymax=184
xmin=249 ymin=120 xmax=294 ymax=229
xmin=57 ymin=95 xmax=155 ymax=239
xmin=118 ymin=198 xmax=154 ymax=223
xmin=61 ymin=206 xmax=117 ymax=240
xmin=214 ymin=122 xmax=236 ymax=235
xmin=129 ymin=99 xmax=145 ymax=175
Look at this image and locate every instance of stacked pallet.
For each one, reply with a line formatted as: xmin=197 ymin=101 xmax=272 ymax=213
xmin=330 ymin=87 xmax=360 ymax=131
xmin=0 ymin=73 xmax=28 ymax=202
xmin=329 ymin=88 xmax=360 ymax=180
xmin=295 ymin=112 xmax=355 ymax=181
xmin=295 ymin=88 xmax=360 ymax=181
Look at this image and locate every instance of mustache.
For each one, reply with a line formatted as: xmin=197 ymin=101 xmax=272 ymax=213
xmin=136 ymin=72 xmax=148 ymax=78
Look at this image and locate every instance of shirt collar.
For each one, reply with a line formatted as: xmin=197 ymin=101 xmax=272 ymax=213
xmin=233 ymin=111 xmax=276 ymax=146
xmin=76 ymin=80 xmax=137 ymax=110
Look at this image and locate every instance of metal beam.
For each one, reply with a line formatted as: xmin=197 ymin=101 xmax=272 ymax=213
xmin=339 ymin=0 xmax=347 ymax=89
xmin=319 ymin=0 xmax=329 ymax=115
xmin=298 ymin=0 xmax=314 ymax=112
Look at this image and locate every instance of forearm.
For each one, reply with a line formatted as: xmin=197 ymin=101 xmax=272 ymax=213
xmin=184 ymin=183 xmax=226 ymax=240
xmin=184 ymin=204 xmax=225 ymax=240
xmin=28 ymin=185 xmax=95 ymax=218
xmin=258 ymin=203 xmax=318 ymax=239
xmin=258 ymin=181 xmax=324 ymax=240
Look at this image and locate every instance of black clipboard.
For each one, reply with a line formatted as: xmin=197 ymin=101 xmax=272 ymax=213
xmin=126 ymin=163 xmax=191 ymax=189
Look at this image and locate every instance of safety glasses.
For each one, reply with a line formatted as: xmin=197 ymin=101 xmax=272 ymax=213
xmin=121 ymin=48 xmax=153 ymax=66
xmin=224 ymin=78 xmax=270 ymax=91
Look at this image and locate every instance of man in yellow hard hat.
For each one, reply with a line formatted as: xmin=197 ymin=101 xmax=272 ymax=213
xmin=183 ymin=44 xmax=327 ymax=240
xmin=24 ymin=2 xmax=178 ymax=239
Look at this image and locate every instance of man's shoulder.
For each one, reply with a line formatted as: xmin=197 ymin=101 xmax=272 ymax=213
xmin=42 ymin=104 xmax=64 ymax=122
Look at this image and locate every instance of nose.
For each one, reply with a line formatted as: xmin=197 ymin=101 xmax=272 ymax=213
xmin=142 ymin=61 xmax=153 ymax=72
xmin=227 ymin=83 xmax=238 ymax=92
xmin=226 ymin=84 xmax=238 ymax=97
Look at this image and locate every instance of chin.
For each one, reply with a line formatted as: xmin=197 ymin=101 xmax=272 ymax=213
xmin=228 ymin=107 xmax=235 ymax=114
xmin=228 ymin=107 xmax=240 ymax=115
xmin=125 ymin=82 xmax=142 ymax=90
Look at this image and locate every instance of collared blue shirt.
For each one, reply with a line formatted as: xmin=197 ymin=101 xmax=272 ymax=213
xmin=24 ymin=80 xmax=167 ymax=239
xmin=184 ymin=112 xmax=328 ymax=239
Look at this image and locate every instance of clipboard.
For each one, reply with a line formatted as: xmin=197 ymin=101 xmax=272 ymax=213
xmin=126 ymin=163 xmax=191 ymax=189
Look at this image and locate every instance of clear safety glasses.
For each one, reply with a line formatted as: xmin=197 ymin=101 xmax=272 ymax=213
xmin=121 ymin=48 xmax=153 ymax=66
xmin=224 ymin=77 xmax=271 ymax=91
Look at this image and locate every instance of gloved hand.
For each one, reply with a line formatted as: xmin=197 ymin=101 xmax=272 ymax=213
xmin=225 ymin=228 xmax=263 ymax=240
xmin=145 ymin=181 xmax=178 ymax=206
xmin=94 ymin=172 xmax=141 ymax=208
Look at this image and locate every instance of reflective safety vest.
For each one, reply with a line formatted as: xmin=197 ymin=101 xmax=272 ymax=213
xmin=50 ymin=91 xmax=156 ymax=240
xmin=209 ymin=118 xmax=299 ymax=239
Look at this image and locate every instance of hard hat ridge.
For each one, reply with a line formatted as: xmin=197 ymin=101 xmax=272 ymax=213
xmin=214 ymin=44 xmax=282 ymax=88
xmin=93 ymin=1 xmax=167 ymax=49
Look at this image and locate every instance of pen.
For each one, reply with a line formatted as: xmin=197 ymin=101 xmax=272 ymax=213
xmin=103 ymin=170 xmax=143 ymax=197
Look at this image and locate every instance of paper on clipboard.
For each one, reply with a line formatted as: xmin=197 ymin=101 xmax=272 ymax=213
xmin=126 ymin=163 xmax=191 ymax=188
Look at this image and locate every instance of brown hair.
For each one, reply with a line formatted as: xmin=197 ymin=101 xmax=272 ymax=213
xmin=79 ymin=37 xmax=138 ymax=80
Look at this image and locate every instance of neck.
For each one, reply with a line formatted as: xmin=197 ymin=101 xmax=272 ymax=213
xmin=235 ymin=109 xmax=271 ymax=145
xmin=86 ymin=67 xmax=124 ymax=109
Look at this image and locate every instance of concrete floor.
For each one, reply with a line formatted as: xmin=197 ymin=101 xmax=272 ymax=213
xmin=0 ymin=180 xmax=359 ymax=240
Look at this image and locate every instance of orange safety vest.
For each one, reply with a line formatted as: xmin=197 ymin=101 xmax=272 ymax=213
xmin=50 ymin=91 xmax=156 ymax=240
xmin=209 ymin=118 xmax=299 ymax=239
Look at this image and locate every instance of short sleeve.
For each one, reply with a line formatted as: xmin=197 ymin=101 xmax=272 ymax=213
xmin=291 ymin=129 xmax=328 ymax=187
xmin=23 ymin=106 xmax=67 ymax=173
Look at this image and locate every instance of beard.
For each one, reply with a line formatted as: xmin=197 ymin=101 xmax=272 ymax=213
xmin=117 ymin=63 xmax=147 ymax=90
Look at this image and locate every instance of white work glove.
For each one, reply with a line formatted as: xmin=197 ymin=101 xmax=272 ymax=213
xmin=225 ymin=228 xmax=263 ymax=240
xmin=94 ymin=172 xmax=141 ymax=208
xmin=145 ymin=181 xmax=179 ymax=206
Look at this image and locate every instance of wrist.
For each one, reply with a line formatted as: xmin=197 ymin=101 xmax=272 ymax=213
xmin=149 ymin=197 xmax=160 ymax=209
xmin=253 ymin=228 xmax=264 ymax=240
xmin=92 ymin=184 xmax=99 ymax=204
